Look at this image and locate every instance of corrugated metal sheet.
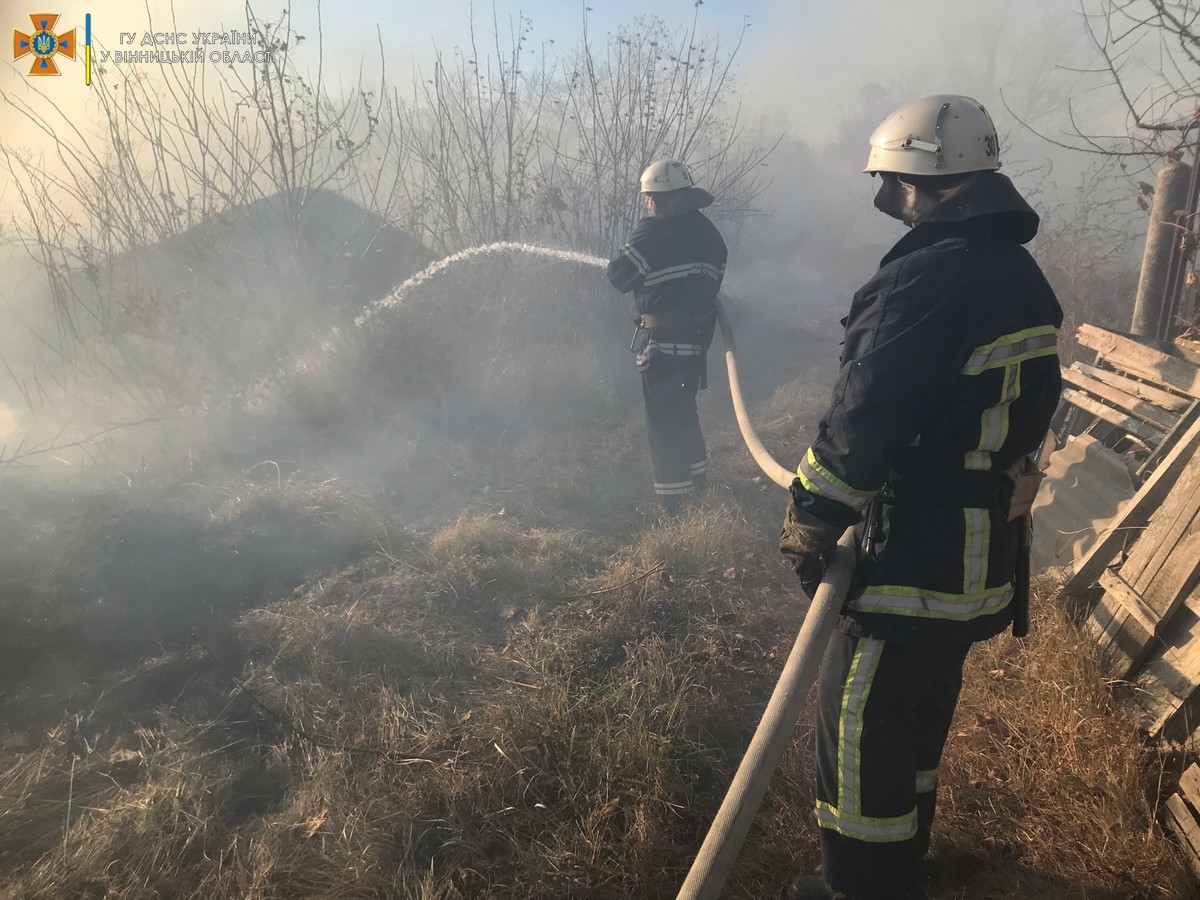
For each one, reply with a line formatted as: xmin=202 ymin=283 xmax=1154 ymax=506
xmin=1031 ymin=433 xmax=1138 ymax=572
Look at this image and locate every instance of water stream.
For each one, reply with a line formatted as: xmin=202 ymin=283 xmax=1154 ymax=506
xmin=356 ymin=241 xmax=607 ymax=328
xmin=351 ymin=239 xmax=790 ymax=486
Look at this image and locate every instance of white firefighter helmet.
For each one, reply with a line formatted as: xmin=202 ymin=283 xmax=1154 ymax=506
xmin=640 ymin=158 xmax=695 ymax=193
xmin=863 ymin=95 xmax=1001 ymax=176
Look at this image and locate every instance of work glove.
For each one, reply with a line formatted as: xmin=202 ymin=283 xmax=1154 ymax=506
xmin=779 ymin=482 xmax=843 ymax=596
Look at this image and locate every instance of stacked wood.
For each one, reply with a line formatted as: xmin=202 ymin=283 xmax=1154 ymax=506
xmin=1037 ymin=324 xmax=1200 ymax=573
xmin=1163 ymin=764 xmax=1200 ymax=881
xmin=1048 ymin=324 xmax=1200 ymax=746
xmin=1049 ymin=325 xmax=1200 ymax=867
xmin=1059 ymin=325 xmax=1200 ymax=465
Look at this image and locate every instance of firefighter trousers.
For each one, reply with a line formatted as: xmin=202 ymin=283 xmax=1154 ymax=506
xmin=640 ymin=357 xmax=707 ymax=512
xmin=815 ymin=630 xmax=972 ymax=900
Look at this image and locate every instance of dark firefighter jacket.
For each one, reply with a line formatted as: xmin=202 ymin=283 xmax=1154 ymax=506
xmin=792 ymin=197 xmax=1063 ymax=647
xmin=606 ymin=208 xmax=728 ymax=370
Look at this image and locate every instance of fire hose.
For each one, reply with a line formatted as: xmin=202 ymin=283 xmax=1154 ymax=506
xmin=365 ymin=248 xmax=851 ymax=897
xmin=671 ymin=302 xmax=856 ymax=900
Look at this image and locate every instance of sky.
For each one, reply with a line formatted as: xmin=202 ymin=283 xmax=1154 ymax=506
xmin=0 ymin=0 xmax=1134 ymax=274
xmin=1 ymin=0 xmax=1104 ymax=154
xmin=0 ymin=0 xmax=1120 ymax=253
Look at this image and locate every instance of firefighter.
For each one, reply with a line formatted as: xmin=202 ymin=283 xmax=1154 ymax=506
xmin=607 ymin=159 xmax=728 ymax=514
xmin=778 ymin=95 xmax=1063 ymax=900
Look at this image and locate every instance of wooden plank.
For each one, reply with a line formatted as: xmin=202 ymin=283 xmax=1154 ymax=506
xmin=1061 ymin=388 xmax=1165 ymax=444
xmin=1121 ymin=453 xmax=1200 ymax=593
xmin=1099 ymin=569 xmax=1163 ymax=638
xmin=1061 ymin=368 xmax=1179 ymax=430
xmin=1077 ymin=323 xmax=1200 ymax=399
xmin=1138 ymin=401 xmax=1200 ymax=480
xmin=1162 ymin=794 xmax=1200 ymax=882
xmin=1064 ymin=414 xmax=1200 ymax=595
xmin=1179 ymin=764 xmax=1200 ymax=810
xmin=1074 ymin=361 xmax=1194 ymax=412
xmin=1089 ymin=573 xmax=1156 ymax=680
xmin=1143 ymin=668 xmax=1186 ymax=735
xmin=1083 ymin=588 xmax=1119 ymax=647
xmin=1139 ymin=513 xmax=1200 ymax=618
xmin=1138 ymin=586 xmax=1200 ymax=739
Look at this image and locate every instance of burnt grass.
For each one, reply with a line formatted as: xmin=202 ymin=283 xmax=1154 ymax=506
xmin=0 ymin=406 xmax=1195 ymax=899
xmin=0 ymin=254 xmax=1195 ymax=899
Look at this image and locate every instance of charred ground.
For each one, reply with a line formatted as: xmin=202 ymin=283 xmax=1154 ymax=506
xmin=0 ymin=252 xmax=1192 ymax=899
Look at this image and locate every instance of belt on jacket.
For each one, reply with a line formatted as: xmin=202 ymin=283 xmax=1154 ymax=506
xmin=637 ymin=311 xmax=715 ymax=329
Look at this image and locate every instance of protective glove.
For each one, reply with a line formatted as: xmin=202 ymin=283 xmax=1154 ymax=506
xmin=779 ymin=483 xmax=843 ymax=595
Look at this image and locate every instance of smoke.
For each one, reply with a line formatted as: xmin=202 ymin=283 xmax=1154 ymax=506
xmin=0 ymin=0 xmax=1151 ymax=475
xmin=0 ymin=403 xmax=18 ymax=442
xmin=721 ymin=0 xmax=1145 ymax=341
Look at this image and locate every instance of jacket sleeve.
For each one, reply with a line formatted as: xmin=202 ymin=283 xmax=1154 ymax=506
xmin=795 ymin=256 xmax=973 ymax=527
xmin=607 ymin=218 xmax=655 ymax=294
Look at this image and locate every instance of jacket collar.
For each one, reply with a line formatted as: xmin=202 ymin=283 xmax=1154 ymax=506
xmin=877 ymin=171 xmax=1040 ymax=266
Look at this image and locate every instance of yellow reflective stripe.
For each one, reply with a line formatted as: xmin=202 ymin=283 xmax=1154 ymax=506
xmin=837 ymin=639 xmax=883 ymax=816
xmin=963 ymin=507 xmax=989 ymax=594
xmin=965 ymin=341 xmax=1023 ymax=471
xmin=996 ymin=362 xmax=1020 ymax=453
xmin=797 ymin=447 xmax=876 ymax=511
xmin=961 ymin=325 xmax=1058 ymax=374
xmin=915 ymin=769 xmax=938 ymax=794
xmin=815 ymin=800 xmax=918 ymax=842
xmin=849 ymin=583 xmax=1012 ymax=621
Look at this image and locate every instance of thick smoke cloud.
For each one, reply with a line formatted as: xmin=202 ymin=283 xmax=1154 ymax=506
xmin=724 ymin=0 xmax=1144 ymax=352
xmin=0 ymin=0 xmax=1149 ymax=457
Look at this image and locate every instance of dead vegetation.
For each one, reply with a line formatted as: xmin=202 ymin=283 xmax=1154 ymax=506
xmin=0 ymin=242 xmax=1194 ymax=899
xmin=0 ymin=416 xmax=1196 ymax=899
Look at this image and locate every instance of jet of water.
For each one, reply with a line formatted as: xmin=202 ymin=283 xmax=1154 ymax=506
xmin=347 ymin=239 xmax=792 ymax=487
xmin=356 ymin=242 xmax=607 ymax=328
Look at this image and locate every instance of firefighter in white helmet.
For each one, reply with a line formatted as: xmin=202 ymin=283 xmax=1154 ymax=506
xmin=607 ymin=159 xmax=728 ymax=513
xmin=780 ymin=96 xmax=1063 ymax=899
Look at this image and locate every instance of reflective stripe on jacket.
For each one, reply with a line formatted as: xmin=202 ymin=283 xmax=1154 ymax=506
xmin=607 ymin=209 xmax=727 ymax=367
xmin=793 ymin=215 xmax=1063 ymax=646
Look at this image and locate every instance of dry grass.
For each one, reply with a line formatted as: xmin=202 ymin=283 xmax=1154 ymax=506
xmin=3 ymin=485 xmax=1190 ymax=899
xmin=931 ymin=575 xmax=1193 ymax=899
xmin=0 ymin=302 xmax=1196 ymax=897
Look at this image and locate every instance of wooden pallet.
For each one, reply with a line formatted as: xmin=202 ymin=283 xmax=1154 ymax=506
xmin=1085 ymin=448 xmax=1200 ymax=688
xmin=1063 ymin=411 xmax=1200 ymax=596
xmin=1163 ymin=763 xmax=1200 ymax=881
xmin=1044 ymin=327 xmax=1200 ymax=741
xmin=1077 ymin=324 xmax=1200 ymax=401
xmin=1057 ymin=325 xmax=1200 ymax=464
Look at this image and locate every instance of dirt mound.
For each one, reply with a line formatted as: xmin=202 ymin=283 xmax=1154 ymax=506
xmin=267 ymin=248 xmax=634 ymax=442
xmin=72 ymin=189 xmax=434 ymax=409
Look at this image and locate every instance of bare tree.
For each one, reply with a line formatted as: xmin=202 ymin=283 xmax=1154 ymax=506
xmin=385 ymin=7 xmax=553 ymax=254
xmin=1 ymin=3 xmax=774 ymax=428
xmin=541 ymin=12 xmax=775 ymax=255
xmin=1045 ymin=1 xmax=1200 ymax=158
xmin=383 ymin=7 xmax=776 ymax=257
xmin=1 ymin=3 xmax=394 ymax=411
